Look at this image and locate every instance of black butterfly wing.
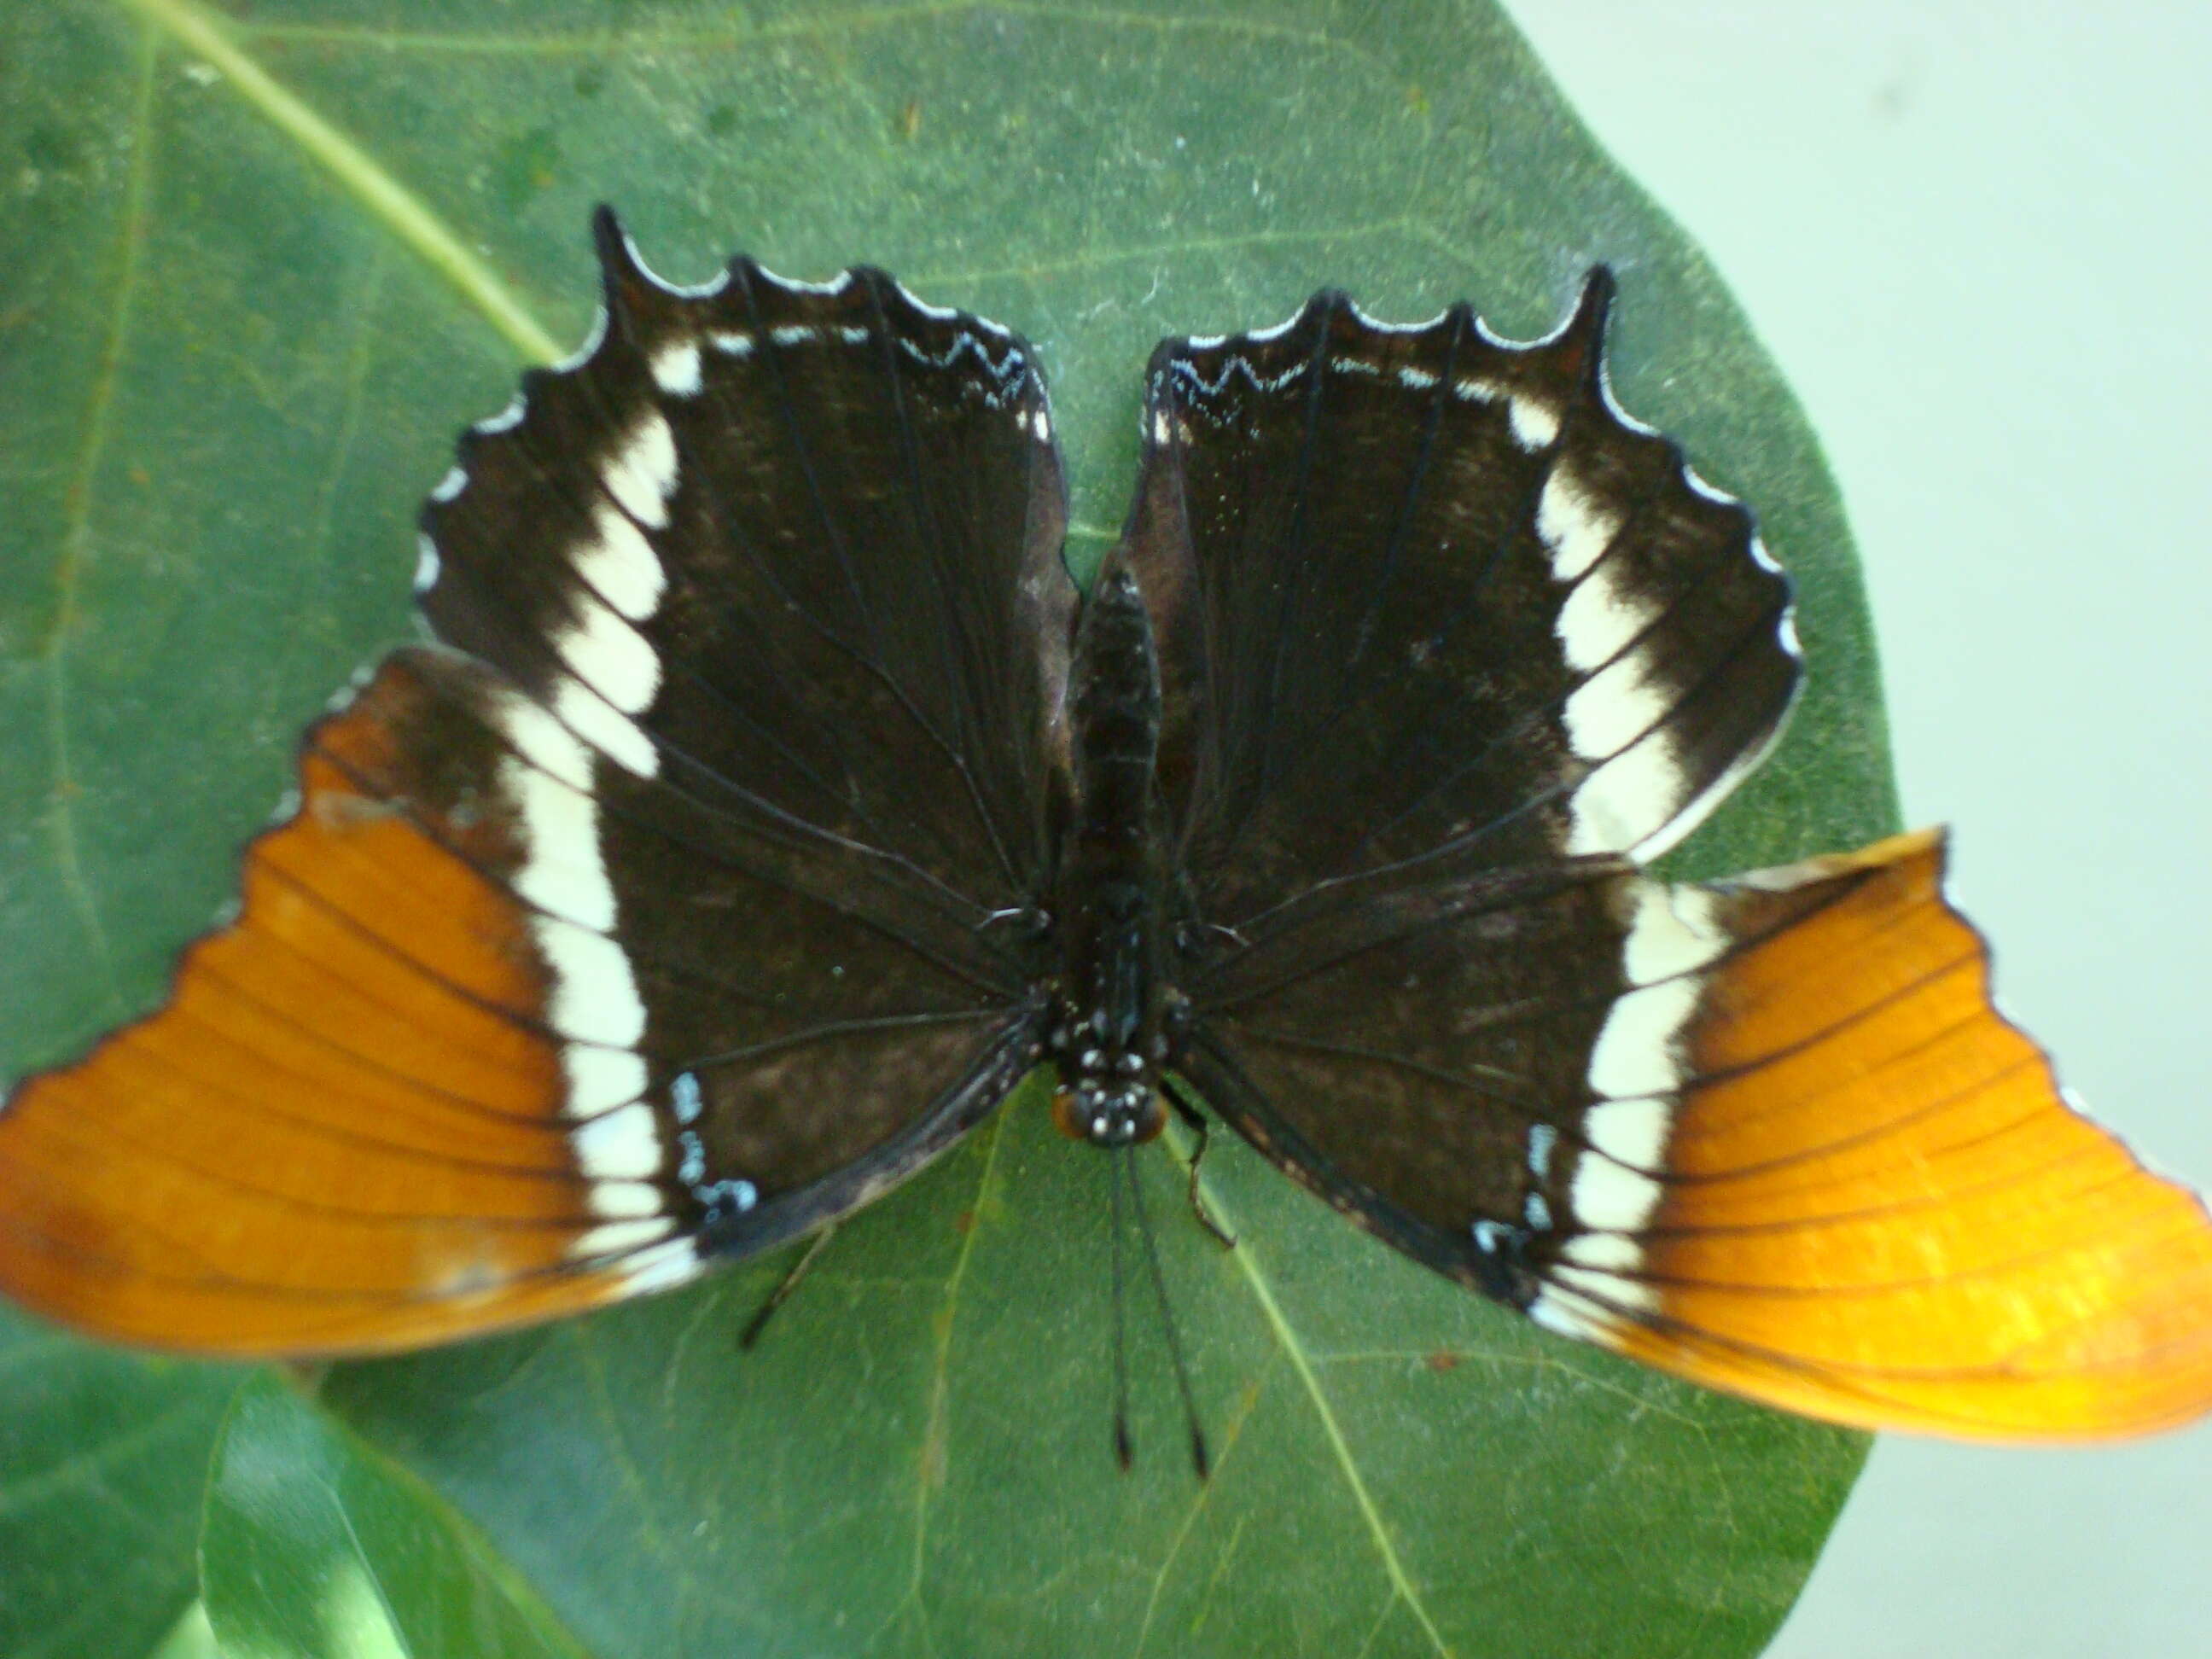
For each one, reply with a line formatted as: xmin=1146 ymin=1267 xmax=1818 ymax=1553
xmin=1121 ymin=273 xmax=1797 ymax=924
xmin=0 ymin=215 xmax=1070 ymax=1354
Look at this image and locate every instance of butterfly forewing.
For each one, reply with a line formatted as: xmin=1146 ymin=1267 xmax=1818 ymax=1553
xmin=1123 ymin=273 xmax=1799 ymax=928
xmin=0 ymin=217 xmax=1071 ymax=1353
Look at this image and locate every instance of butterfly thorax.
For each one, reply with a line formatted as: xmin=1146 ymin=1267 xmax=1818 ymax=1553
xmin=1047 ymin=553 xmax=1172 ymax=1148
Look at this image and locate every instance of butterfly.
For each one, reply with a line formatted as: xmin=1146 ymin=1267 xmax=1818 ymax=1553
xmin=4 ymin=207 xmax=2209 ymax=1442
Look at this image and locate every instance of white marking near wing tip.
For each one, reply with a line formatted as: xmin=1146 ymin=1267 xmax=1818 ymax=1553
xmin=562 ymin=1045 xmax=648 ymax=1118
xmin=1508 ymin=394 xmax=1562 ymax=451
xmin=649 ymin=338 xmax=703 ymax=397
xmin=412 ymin=536 xmax=441 ymax=594
xmin=573 ymin=501 xmax=666 ymax=622
xmin=1030 ymin=405 xmax=1052 ymax=443
xmin=708 ymin=329 xmax=755 ymax=359
xmin=428 ymin=466 xmax=468 ymax=504
xmin=1537 ymin=465 xmax=1625 ymax=585
xmin=573 ymin=1101 xmax=663 ymax=1181
xmin=601 ymin=410 xmax=678 ymax=528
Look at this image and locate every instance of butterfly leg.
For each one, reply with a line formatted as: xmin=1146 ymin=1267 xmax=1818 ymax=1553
xmin=738 ymin=1225 xmax=840 ymax=1349
xmin=1161 ymin=1078 xmax=1237 ymax=1250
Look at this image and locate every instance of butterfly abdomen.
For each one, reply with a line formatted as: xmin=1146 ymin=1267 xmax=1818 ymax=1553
xmin=1048 ymin=550 xmax=1173 ymax=1147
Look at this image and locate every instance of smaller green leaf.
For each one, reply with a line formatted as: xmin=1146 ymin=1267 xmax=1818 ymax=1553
xmin=202 ymin=1372 xmax=587 ymax=1659
xmin=0 ymin=1306 xmax=240 ymax=1659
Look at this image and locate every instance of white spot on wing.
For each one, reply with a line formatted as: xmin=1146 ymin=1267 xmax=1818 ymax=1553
xmin=503 ymin=756 xmax=615 ymax=929
xmin=498 ymin=696 xmax=594 ymax=790
xmin=649 ymin=338 xmax=703 ymax=397
xmin=1507 ymin=394 xmax=1562 ymax=451
xmin=573 ymin=1101 xmax=662 ymax=1180
xmin=573 ymin=501 xmax=665 ymax=622
xmin=534 ymin=916 xmax=648 ymax=1047
xmin=1565 ymin=726 xmax=1691 ymax=858
xmin=586 ymin=1180 xmax=663 ymax=1220
xmin=413 ymin=536 xmax=440 ymax=594
xmin=709 ymin=329 xmax=754 ymax=358
xmin=1537 ymin=464 xmax=1624 ymax=582
xmin=573 ymin=1217 xmax=673 ymax=1259
xmin=621 ymin=1236 xmax=704 ymax=1293
xmin=672 ymin=1071 xmax=703 ymax=1123
xmin=428 ymin=467 xmax=468 ymax=504
xmin=601 ymin=410 xmax=678 ymax=529
xmin=771 ymin=323 xmax=819 ymax=346
xmin=563 ymin=1045 xmax=647 ymax=1118
xmin=553 ymin=588 xmax=660 ymax=721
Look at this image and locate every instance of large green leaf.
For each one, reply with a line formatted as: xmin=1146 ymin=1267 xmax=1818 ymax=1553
xmin=0 ymin=1 xmax=1898 ymax=1654
xmin=0 ymin=1306 xmax=241 ymax=1659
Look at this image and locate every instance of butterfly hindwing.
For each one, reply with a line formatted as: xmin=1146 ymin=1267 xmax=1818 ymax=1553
xmin=0 ymin=218 xmax=1069 ymax=1354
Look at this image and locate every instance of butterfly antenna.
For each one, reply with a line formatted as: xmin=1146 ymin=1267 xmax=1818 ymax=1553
xmin=1107 ymin=1144 xmax=1138 ymax=1470
xmin=738 ymin=1225 xmax=838 ymax=1349
xmin=1122 ymin=1147 xmax=1212 ymax=1480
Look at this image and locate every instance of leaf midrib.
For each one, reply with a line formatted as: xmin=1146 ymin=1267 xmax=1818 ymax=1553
xmin=113 ymin=0 xmax=562 ymax=364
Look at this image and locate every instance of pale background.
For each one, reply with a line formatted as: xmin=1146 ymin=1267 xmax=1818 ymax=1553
xmin=1495 ymin=4 xmax=2212 ymax=1656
